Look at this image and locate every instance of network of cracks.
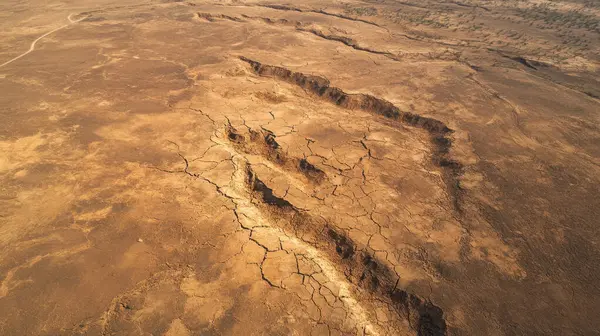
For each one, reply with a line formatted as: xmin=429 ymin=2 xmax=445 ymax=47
xmin=136 ymin=57 xmax=466 ymax=336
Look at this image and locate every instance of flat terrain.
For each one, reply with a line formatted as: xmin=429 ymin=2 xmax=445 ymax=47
xmin=0 ymin=0 xmax=599 ymax=335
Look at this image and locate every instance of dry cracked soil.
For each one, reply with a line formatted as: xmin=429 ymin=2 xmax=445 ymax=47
xmin=1 ymin=0 xmax=599 ymax=335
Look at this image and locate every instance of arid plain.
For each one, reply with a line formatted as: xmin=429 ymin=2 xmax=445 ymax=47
xmin=0 ymin=0 xmax=599 ymax=335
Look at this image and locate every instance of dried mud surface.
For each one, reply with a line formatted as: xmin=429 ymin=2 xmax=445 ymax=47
xmin=0 ymin=0 xmax=599 ymax=335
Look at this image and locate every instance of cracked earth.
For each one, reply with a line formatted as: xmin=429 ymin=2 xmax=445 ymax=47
xmin=1 ymin=0 xmax=599 ymax=335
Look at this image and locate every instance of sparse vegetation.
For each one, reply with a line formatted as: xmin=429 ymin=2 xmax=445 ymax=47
xmin=343 ymin=5 xmax=378 ymax=16
xmin=515 ymin=4 xmax=599 ymax=34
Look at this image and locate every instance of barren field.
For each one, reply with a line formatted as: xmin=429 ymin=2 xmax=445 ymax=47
xmin=0 ymin=0 xmax=599 ymax=335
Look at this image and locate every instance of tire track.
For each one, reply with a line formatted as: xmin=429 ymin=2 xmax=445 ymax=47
xmin=0 ymin=13 xmax=85 ymax=69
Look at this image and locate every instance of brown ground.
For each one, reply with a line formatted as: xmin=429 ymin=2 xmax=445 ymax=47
xmin=0 ymin=0 xmax=599 ymax=335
